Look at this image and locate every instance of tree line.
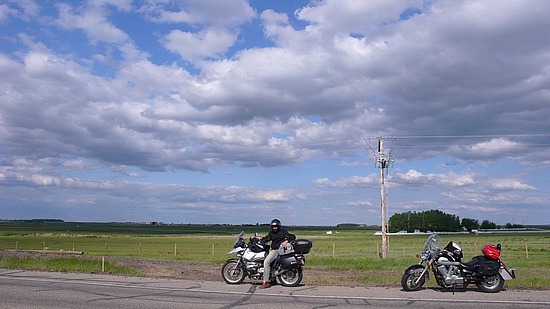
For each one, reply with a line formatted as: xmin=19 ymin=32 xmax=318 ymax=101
xmin=388 ymin=209 xmax=521 ymax=233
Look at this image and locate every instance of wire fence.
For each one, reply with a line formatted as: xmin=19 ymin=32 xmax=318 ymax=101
xmin=1 ymin=233 xmax=548 ymax=264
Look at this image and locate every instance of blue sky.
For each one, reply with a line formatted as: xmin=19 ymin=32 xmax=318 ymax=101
xmin=1 ymin=0 xmax=549 ymax=226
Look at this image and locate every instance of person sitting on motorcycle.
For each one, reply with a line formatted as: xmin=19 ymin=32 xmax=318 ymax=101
xmin=259 ymin=218 xmax=295 ymax=289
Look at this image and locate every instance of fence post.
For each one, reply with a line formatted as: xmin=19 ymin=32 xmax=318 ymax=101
xmin=101 ymin=256 xmax=105 ymax=272
xmin=212 ymin=243 xmax=215 ymax=257
xmin=174 ymin=243 xmax=177 ymax=256
xmin=525 ymin=242 xmax=529 ymax=259
xmin=332 ymin=242 xmax=335 ymax=258
xmin=15 ymin=241 xmax=18 ymax=250
xmin=139 ymin=242 xmax=142 ymax=255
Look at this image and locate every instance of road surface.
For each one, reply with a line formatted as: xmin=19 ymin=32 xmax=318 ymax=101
xmin=0 ymin=269 xmax=548 ymax=308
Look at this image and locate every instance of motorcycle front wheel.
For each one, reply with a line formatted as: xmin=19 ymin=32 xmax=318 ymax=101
xmin=475 ymin=273 xmax=504 ymax=293
xmin=401 ymin=265 xmax=426 ymax=291
xmin=278 ymin=268 xmax=303 ymax=287
xmin=221 ymin=260 xmax=245 ymax=284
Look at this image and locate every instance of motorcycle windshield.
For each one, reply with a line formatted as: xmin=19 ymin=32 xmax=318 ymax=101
xmin=423 ymin=233 xmax=441 ymax=253
xmin=234 ymin=231 xmax=245 ymax=246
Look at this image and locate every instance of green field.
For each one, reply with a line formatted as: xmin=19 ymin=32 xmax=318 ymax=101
xmin=0 ymin=221 xmax=549 ymax=288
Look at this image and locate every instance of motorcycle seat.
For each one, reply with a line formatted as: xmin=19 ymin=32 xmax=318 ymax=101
xmin=462 ymin=260 xmax=478 ymax=271
xmin=461 ymin=255 xmax=487 ymax=271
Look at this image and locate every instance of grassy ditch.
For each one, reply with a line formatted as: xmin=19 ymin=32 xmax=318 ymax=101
xmin=0 ymin=255 xmax=138 ymax=276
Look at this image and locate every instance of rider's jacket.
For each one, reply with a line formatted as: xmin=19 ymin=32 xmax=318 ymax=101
xmin=262 ymin=229 xmax=295 ymax=250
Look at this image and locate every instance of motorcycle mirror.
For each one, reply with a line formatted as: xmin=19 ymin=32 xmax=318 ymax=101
xmin=254 ymin=232 xmax=259 ymax=237
xmin=497 ymin=244 xmax=502 ymax=251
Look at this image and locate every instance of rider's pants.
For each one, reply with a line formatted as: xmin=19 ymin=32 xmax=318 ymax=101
xmin=263 ymin=249 xmax=278 ymax=282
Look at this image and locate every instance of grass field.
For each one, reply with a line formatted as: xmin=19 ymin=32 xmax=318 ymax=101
xmin=0 ymin=221 xmax=549 ymax=288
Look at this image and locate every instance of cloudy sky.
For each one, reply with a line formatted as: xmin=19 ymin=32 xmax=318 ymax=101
xmin=1 ymin=0 xmax=549 ymax=226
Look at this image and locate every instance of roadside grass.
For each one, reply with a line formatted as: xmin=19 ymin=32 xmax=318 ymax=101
xmin=0 ymin=255 xmax=138 ymax=276
xmin=0 ymin=226 xmax=548 ymax=288
xmin=308 ymin=256 xmax=412 ymax=270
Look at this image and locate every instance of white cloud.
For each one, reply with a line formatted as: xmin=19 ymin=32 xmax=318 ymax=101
xmin=140 ymin=0 xmax=255 ymax=63
xmin=449 ymin=138 xmax=521 ymax=160
xmin=164 ymin=27 xmax=238 ymax=62
xmin=247 ymin=190 xmax=292 ymax=202
xmin=348 ymin=201 xmax=374 ymax=207
xmin=393 ymin=170 xmax=475 ymax=187
xmin=55 ymin=2 xmax=129 ymax=44
xmin=141 ymin=0 xmax=254 ymax=26
xmin=314 ymin=175 xmax=378 ymax=188
xmin=487 ymin=179 xmax=536 ymax=191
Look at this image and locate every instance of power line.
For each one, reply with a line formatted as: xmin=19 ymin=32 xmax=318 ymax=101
xmin=380 ymin=133 xmax=550 ymax=139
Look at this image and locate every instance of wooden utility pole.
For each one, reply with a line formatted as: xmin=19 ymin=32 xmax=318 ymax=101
xmin=367 ymin=136 xmax=394 ymax=259
xmin=378 ymin=138 xmax=388 ymax=259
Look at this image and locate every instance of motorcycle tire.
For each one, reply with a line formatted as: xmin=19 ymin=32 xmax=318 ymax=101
xmin=278 ymin=268 xmax=303 ymax=287
xmin=401 ymin=265 xmax=426 ymax=291
xmin=221 ymin=260 xmax=246 ymax=284
xmin=475 ymin=273 xmax=504 ymax=293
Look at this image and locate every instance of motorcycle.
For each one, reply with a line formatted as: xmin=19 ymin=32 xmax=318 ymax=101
xmin=401 ymin=233 xmax=516 ymax=293
xmin=221 ymin=231 xmax=312 ymax=287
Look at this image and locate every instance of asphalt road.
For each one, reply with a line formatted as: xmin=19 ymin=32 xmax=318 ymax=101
xmin=0 ymin=269 xmax=548 ymax=308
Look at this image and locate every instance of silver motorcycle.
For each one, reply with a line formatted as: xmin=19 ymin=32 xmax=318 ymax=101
xmin=221 ymin=231 xmax=312 ymax=287
xmin=401 ymin=233 xmax=516 ymax=293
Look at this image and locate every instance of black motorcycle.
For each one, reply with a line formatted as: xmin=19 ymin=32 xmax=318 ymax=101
xmin=221 ymin=231 xmax=312 ymax=287
xmin=401 ymin=233 xmax=515 ymax=293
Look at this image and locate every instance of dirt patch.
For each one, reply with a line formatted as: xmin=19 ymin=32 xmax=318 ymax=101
xmin=110 ymin=256 xmax=403 ymax=287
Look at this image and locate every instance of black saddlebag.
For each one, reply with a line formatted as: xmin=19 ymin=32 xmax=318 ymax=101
xmin=478 ymin=260 xmax=500 ymax=276
xmin=294 ymin=239 xmax=312 ymax=254
xmin=279 ymin=255 xmax=300 ymax=269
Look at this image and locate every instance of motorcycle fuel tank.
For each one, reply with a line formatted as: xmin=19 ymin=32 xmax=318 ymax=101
xmin=243 ymin=250 xmax=266 ymax=261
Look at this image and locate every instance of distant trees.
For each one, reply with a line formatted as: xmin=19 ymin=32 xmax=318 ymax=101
xmin=461 ymin=218 xmax=480 ymax=231
xmin=480 ymin=220 xmax=498 ymax=229
xmin=389 ymin=210 xmax=461 ymax=233
xmin=388 ymin=211 xmax=519 ymax=232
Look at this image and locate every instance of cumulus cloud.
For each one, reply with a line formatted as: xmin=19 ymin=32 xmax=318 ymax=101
xmin=314 ymin=175 xmax=378 ymax=188
xmin=487 ymin=179 xmax=536 ymax=191
xmin=141 ymin=0 xmax=255 ymax=63
xmin=164 ymin=27 xmax=238 ymax=62
xmin=140 ymin=0 xmax=255 ymax=26
xmin=393 ymin=170 xmax=475 ymax=187
xmin=448 ymin=138 xmax=522 ymax=160
xmin=56 ymin=2 xmax=130 ymax=44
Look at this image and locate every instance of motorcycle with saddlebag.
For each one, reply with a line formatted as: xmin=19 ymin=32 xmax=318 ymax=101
xmin=401 ymin=233 xmax=516 ymax=293
xmin=221 ymin=231 xmax=313 ymax=287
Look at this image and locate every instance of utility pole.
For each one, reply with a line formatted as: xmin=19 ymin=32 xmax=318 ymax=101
xmin=366 ymin=136 xmax=395 ymax=259
xmin=378 ymin=138 xmax=388 ymax=259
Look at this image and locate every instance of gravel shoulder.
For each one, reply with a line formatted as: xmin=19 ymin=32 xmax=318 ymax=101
xmin=110 ymin=256 xmax=403 ymax=287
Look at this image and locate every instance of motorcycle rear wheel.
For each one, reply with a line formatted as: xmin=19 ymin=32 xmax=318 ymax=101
xmin=401 ymin=265 xmax=426 ymax=291
xmin=475 ymin=273 xmax=504 ymax=293
xmin=278 ymin=268 xmax=303 ymax=287
xmin=221 ymin=260 xmax=245 ymax=284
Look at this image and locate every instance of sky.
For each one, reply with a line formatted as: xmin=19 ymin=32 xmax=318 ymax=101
xmin=0 ymin=0 xmax=549 ymax=227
